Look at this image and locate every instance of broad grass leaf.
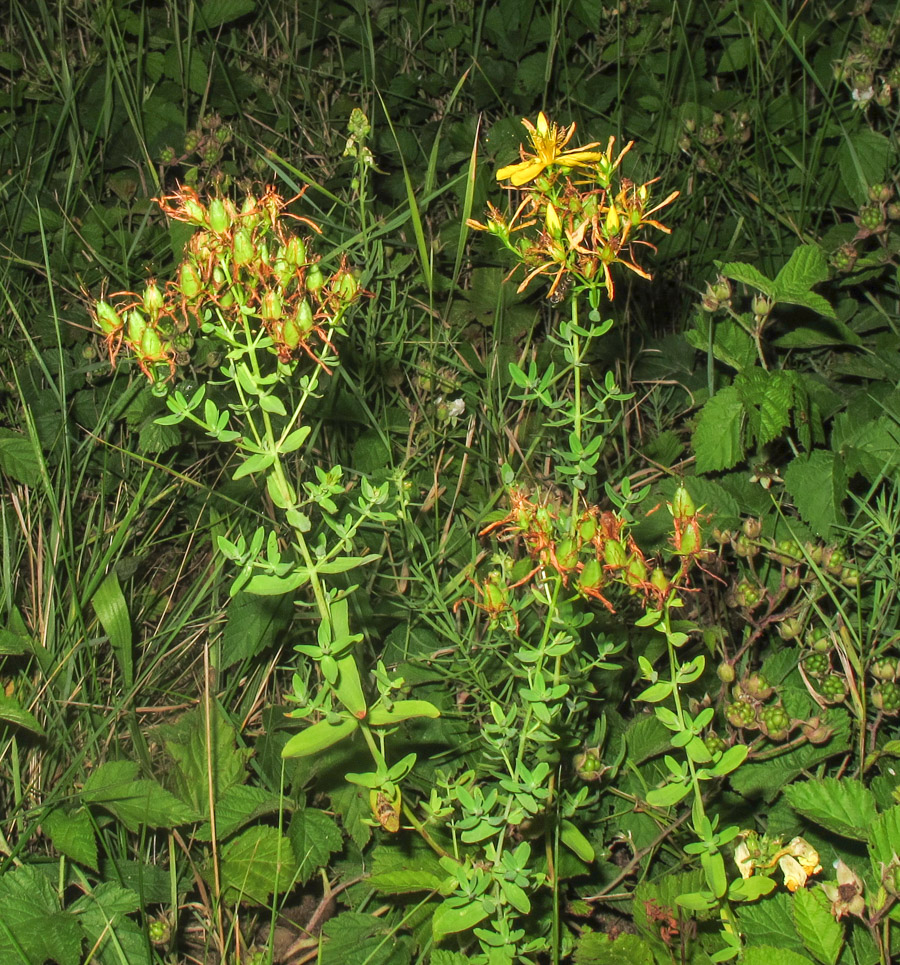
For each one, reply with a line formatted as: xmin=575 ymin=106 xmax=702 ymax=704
xmin=792 ymin=888 xmax=843 ymax=965
xmin=81 ymin=759 xmax=199 ymax=831
xmin=784 ymin=777 xmax=876 ymax=840
xmin=0 ymin=692 xmax=44 ymax=735
xmin=43 ymin=807 xmax=98 ymax=871
xmin=783 ymin=451 xmax=847 ymax=538
xmin=289 ymin=808 xmax=343 ymax=884
xmin=693 ymin=386 xmax=744 ymax=472
xmin=574 ymin=930 xmax=655 ymax=964
xmin=0 ymin=864 xmax=82 ymax=965
xmin=217 ymin=826 xmax=297 ymax=904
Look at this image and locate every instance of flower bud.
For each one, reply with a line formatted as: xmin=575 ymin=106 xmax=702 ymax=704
xmin=95 ymin=300 xmax=122 ymax=335
xmin=178 ymin=262 xmax=203 ymax=301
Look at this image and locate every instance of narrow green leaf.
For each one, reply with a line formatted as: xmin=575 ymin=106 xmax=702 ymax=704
xmin=560 ymin=819 xmax=595 ymax=862
xmin=0 ymin=693 xmax=44 ymax=735
xmin=281 ymin=716 xmax=359 ymax=758
xmin=368 ymin=700 xmax=441 ymax=725
xmin=92 ymin=570 xmax=133 ymax=688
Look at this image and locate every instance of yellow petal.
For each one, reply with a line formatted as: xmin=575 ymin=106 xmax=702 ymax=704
xmin=497 ymin=158 xmax=548 ymax=186
xmin=536 ymin=112 xmax=550 ymax=136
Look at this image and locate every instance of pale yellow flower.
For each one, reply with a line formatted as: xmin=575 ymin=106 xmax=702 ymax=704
xmin=779 ymin=855 xmax=809 ymax=892
xmin=497 ymin=112 xmax=604 ymax=187
xmin=787 ymin=836 xmax=822 ymax=877
xmin=733 ymin=839 xmax=754 ymax=879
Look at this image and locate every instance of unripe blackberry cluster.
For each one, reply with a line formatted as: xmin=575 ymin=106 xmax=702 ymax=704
xmin=724 ymin=673 xmax=794 ymax=741
xmin=869 ymin=654 xmax=900 ymax=714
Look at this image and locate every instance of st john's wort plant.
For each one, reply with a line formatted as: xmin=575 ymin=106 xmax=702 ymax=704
xmin=91 ymin=179 xmax=442 ymax=838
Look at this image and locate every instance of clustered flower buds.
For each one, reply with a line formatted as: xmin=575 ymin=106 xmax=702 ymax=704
xmin=91 ymin=186 xmax=362 ymax=382
xmin=470 ymin=483 xmax=705 ymax=623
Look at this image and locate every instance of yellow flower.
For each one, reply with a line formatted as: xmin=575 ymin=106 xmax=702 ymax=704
xmin=496 ymin=112 xmax=604 ymax=187
xmin=779 ymin=855 xmax=809 ymax=892
xmin=787 ymin=836 xmax=822 ymax=877
xmin=733 ymin=839 xmax=754 ymax=879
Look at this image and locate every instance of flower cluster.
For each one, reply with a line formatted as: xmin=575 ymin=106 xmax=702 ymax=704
xmin=468 ymin=112 xmax=678 ymax=301
xmin=472 ymin=485 xmax=711 ymax=620
xmin=92 ymin=186 xmax=361 ymax=381
xmin=733 ymin=831 xmax=822 ymax=892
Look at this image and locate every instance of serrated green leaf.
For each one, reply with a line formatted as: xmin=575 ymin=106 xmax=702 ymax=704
xmin=197 ymin=0 xmax=255 ymax=28
xmin=69 ymin=883 xmax=148 ymax=965
xmin=155 ymin=702 xmax=250 ymax=817
xmin=217 ymin=826 xmax=297 ymax=904
xmin=757 ymin=371 xmax=793 ymax=446
xmin=195 ymin=784 xmax=281 ymax=841
xmin=0 ymin=628 xmax=31 ymax=655
xmin=731 ymin=710 xmax=850 ymax=800
xmin=693 ymin=385 xmax=745 ymax=472
xmin=738 ymin=892 xmax=806 ymax=954
xmin=43 ymin=807 xmax=98 ymax=870
xmin=0 ymin=428 xmax=41 ymax=486
xmin=289 ymin=808 xmax=344 ymax=884
xmin=574 ymin=930 xmax=655 ymax=965
xmin=868 ymin=805 xmax=900 ymax=882
xmin=718 ymin=261 xmax=775 ymax=296
xmin=773 ymin=246 xmax=831 ymax=303
xmin=784 ymin=777 xmax=876 ymax=840
xmin=81 ymin=759 xmax=199 ymax=831
xmin=792 ymin=887 xmax=843 ymax=965
xmin=320 ymin=911 xmax=398 ymax=965
xmin=783 ymin=451 xmax=846 ymax=538
xmin=0 ymin=865 xmax=82 ymax=965
xmin=837 ymin=129 xmax=892 ymax=206
xmin=742 ymin=947 xmax=813 ymax=965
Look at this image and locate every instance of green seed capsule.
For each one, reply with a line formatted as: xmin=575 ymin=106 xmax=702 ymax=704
xmin=578 ymin=557 xmax=604 ymax=591
xmin=671 ymin=484 xmax=696 ymax=520
xmin=140 ymin=325 xmax=162 ymax=359
xmin=337 ymin=270 xmax=358 ymax=302
xmin=142 ymin=282 xmax=164 ymax=318
xmin=306 ymin=264 xmax=325 ymax=293
xmin=232 ymin=227 xmax=255 ymax=266
xmin=95 ymin=300 xmax=122 ymax=335
xmin=285 ymin=236 xmax=306 ymax=267
xmin=126 ymin=309 xmax=147 ymax=344
xmin=182 ymin=196 xmax=206 ymax=225
xmin=178 ymin=262 xmax=203 ymax=300
xmin=208 ymin=198 xmax=230 ymax=234
xmin=604 ymin=539 xmax=627 ymax=569
xmin=295 ymin=298 xmax=314 ymax=335
xmin=281 ymin=313 xmax=301 ymax=349
xmin=272 ymin=258 xmax=293 ymax=288
xmin=260 ymin=289 xmax=283 ymax=320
